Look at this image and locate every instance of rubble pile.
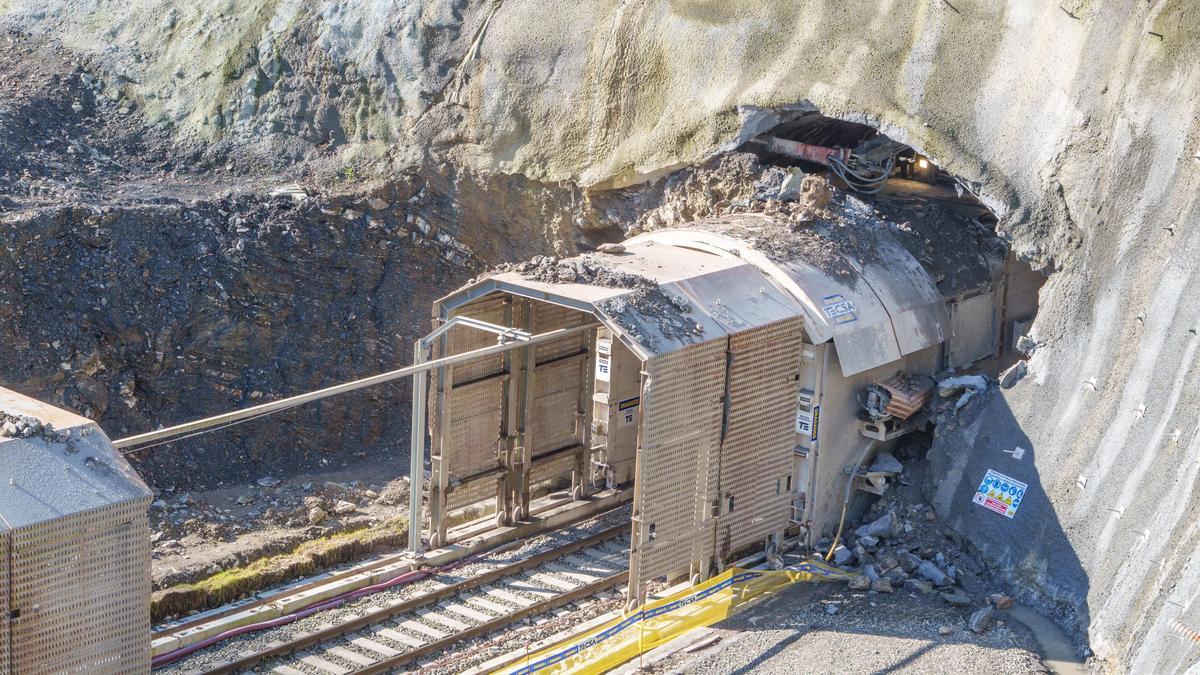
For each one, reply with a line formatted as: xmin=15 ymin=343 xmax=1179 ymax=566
xmin=487 ymin=253 xmax=704 ymax=351
xmin=0 ymin=410 xmax=45 ymax=438
xmin=0 ymin=410 xmax=70 ymax=442
xmin=496 ymin=254 xmax=649 ymax=288
xmin=812 ymin=443 xmax=1012 ymax=635
xmin=635 ymin=152 xmax=853 ymax=239
xmin=632 ymin=152 xmax=1003 ymax=291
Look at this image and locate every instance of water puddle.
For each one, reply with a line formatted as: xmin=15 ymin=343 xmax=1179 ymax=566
xmin=1004 ymin=604 xmax=1086 ymax=675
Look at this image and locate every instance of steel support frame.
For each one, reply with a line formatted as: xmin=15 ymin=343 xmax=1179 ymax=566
xmin=408 ymin=314 xmax=600 ymax=553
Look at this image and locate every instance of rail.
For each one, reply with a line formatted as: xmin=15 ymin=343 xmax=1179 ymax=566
xmin=184 ymin=524 xmax=629 ymax=673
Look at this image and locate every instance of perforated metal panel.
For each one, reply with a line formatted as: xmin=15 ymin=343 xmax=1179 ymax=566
xmin=439 ymin=296 xmax=512 ymax=482
xmin=9 ymin=500 xmax=150 ymax=674
xmin=0 ymin=531 xmax=9 ymax=673
xmin=447 ymin=296 xmax=509 ymax=385
xmin=444 ymin=378 xmax=504 ymax=478
xmin=432 ymin=295 xmax=596 ymax=526
xmin=530 ymin=356 xmax=586 ymax=457
xmin=446 ymin=473 xmax=501 ymax=513
xmin=715 ymin=318 xmax=804 ymax=557
xmin=632 ymin=339 xmax=727 ymax=589
xmin=533 ymin=303 xmax=587 ymax=362
xmin=528 ymin=304 xmax=588 ymax=459
xmin=529 ymin=451 xmax=578 ymax=487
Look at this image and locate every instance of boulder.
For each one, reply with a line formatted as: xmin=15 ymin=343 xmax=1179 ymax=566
xmin=855 ymin=511 xmax=899 ymax=538
xmin=969 ymin=606 xmax=994 ymax=634
xmin=989 ymin=593 xmax=1014 ymax=610
xmin=833 ymin=544 xmax=854 ymax=566
xmin=999 ymin=361 xmax=1028 ymax=388
xmin=868 ymin=452 xmax=903 ymax=474
xmin=918 ymin=560 xmax=951 ymax=586
xmin=905 ymin=578 xmax=934 ymax=594
xmin=941 ymin=590 xmax=971 ymax=607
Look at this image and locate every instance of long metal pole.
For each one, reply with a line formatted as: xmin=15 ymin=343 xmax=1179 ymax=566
xmin=408 ymin=341 xmax=427 ymax=553
xmin=112 ymin=323 xmax=600 ymax=451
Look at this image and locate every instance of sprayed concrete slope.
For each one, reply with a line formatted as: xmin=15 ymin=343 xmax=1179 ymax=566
xmin=3 ymin=0 xmax=1200 ymax=669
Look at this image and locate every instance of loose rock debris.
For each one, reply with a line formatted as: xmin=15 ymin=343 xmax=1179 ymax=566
xmin=805 ymin=436 xmax=1016 ymax=637
xmin=630 ymin=152 xmax=1004 ymax=293
xmin=150 ymin=473 xmax=411 ymax=591
xmin=489 ymin=254 xmax=704 ymax=351
xmin=0 ymin=410 xmax=70 ymax=442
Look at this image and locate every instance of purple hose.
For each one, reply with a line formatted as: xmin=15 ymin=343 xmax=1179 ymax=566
xmin=151 ymin=533 xmax=522 ymax=668
xmin=151 ymin=568 xmax=429 ymax=668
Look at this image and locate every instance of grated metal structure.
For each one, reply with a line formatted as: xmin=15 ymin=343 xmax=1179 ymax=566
xmin=422 ymin=216 xmax=1003 ymax=602
xmin=631 ymin=339 xmax=727 ymax=590
xmin=0 ymin=387 xmax=152 ymax=673
xmin=715 ymin=318 xmax=805 ymax=560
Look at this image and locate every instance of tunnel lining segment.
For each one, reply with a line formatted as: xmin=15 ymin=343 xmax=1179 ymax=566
xmin=627 ymin=228 xmax=952 ymax=376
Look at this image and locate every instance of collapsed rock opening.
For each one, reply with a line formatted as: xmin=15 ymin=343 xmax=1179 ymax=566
xmin=737 ymin=112 xmax=1047 ymax=363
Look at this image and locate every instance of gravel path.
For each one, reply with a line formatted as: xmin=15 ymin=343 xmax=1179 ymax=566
xmin=643 ymin=580 xmax=1048 ymax=674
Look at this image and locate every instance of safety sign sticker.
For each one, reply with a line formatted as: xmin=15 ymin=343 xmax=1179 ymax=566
xmin=972 ymin=469 xmax=1027 ymax=519
xmin=618 ymin=397 xmax=640 ymax=426
xmin=821 ymin=294 xmax=858 ymax=325
xmin=595 ymin=340 xmax=612 ymax=382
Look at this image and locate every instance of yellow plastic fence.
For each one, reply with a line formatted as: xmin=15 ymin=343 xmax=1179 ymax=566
xmin=503 ymin=560 xmax=854 ymax=674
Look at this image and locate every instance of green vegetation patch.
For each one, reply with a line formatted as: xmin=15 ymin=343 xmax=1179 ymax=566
xmin=152 ymin=515 xmax=408 ymax=623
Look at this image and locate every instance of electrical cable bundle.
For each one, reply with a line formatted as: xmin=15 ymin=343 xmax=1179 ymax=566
xmin=827 ymin=147 xmax=896 ymax=194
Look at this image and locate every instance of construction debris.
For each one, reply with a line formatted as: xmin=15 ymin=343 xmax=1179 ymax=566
xmin=0 ymin=410 xmax=43 ymax=438
xmin=969 ymin=606 xmax=995 ymax=634
xmin=822 ymin=441 xmax=1016 ymax=635
xmin=489 ymin=253 xmax=704 ymax=350
xmin=867 ymin=375 xmax=935 ymax=420
xmin=0 ymin=410 xmax=69 ymax=442
xmin=999 ymin=361 xmax=1028 ymax=388
xmin=631 ymin=152 xmax=1004 ymax=294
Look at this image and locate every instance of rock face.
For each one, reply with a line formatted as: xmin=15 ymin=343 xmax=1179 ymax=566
xmin=0 ymin=189 xmax=467 ymax=489
xmin=2 ymin=1 xmax=1200 ymax=670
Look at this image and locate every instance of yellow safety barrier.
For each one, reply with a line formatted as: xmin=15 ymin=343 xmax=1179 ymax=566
xmin=503 ymin=560 xmax=854 ymax=674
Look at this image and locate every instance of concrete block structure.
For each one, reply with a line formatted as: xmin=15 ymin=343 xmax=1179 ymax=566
xmin=0 ymin=388 xmax=152 ymax=673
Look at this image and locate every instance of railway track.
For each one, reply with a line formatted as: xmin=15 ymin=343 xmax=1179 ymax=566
xmin=168 ymin=524 xmax=631 ymax=674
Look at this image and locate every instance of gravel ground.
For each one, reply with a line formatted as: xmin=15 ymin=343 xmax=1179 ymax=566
xmin=400 ymin=591 xmax=628 ymax=674
xmin=159 ymin=505 xmax=632 ymax=673
xmin=644 ymin=580 xmax=1048 ymax=674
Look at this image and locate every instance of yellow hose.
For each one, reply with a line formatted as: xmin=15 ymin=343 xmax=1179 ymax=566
xmin=823 ymin=440 xmax=878 ymax=562
xmin=824 ymin=501 xmax=849 ymax=562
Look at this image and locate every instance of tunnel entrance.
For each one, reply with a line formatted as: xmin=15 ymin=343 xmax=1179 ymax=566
xmin=413 ymin=112 xmax=1049 ymax=606
xmin=736 ymin=111 xmax=1047 ymax=369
